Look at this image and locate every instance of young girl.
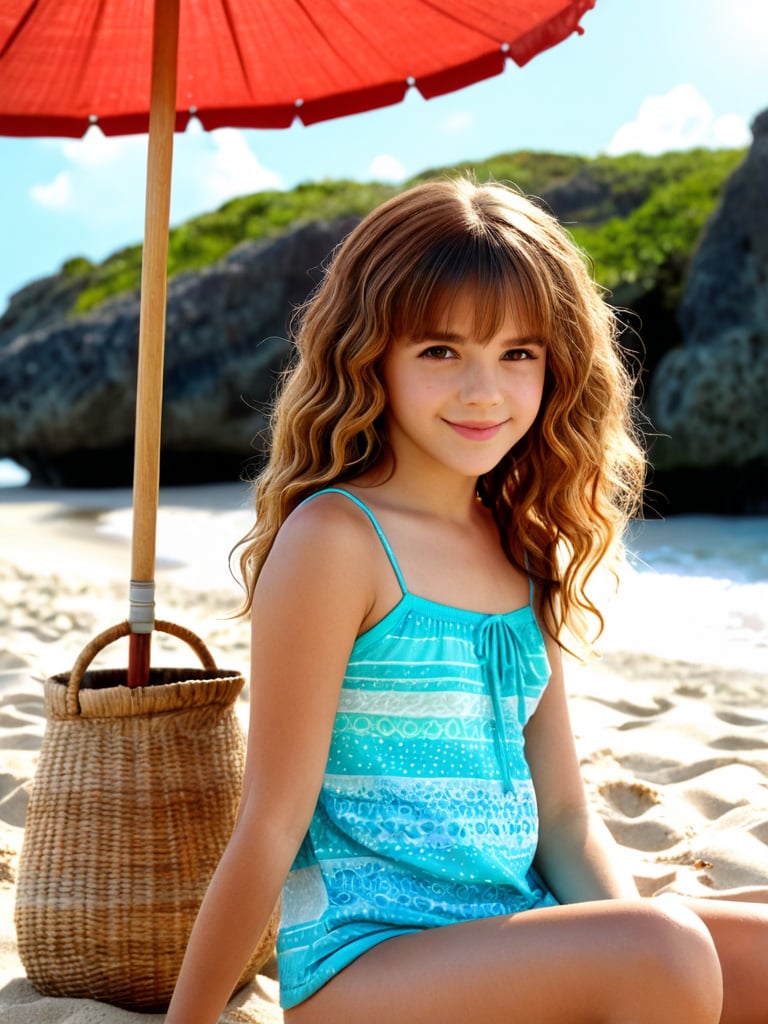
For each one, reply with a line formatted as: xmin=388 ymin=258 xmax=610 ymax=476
xmin=166 ymin=179 xmax=768 ymax=1024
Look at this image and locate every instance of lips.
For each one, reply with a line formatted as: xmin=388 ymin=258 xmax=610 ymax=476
xmin=445 ymin=419 xmax=508 ymax=441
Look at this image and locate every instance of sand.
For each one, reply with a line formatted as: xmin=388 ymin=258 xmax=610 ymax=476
xmin=1 ymin=484 xmax=767 ymax=1022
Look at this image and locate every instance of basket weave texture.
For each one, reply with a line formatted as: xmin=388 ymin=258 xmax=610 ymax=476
xmin=15 ymin=621 xmax=279 ymax=1011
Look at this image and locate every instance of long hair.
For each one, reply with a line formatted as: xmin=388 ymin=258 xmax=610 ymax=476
xmin=235 ymin=177 xmax=645 ymax=651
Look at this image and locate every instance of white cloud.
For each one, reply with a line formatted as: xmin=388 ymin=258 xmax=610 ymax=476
xmin=29 ymin=170 xmax=73 ymax=209
xmin=179 ymin=127 xmax=282 ymax=206
xmin=26 ymin=124 xmax=283 ymax=231
xmin=440 ymin=111 xmax=473 ymax=135
xmin=62 ymin=129 xmax=142 ymax=167
xmin=711 ymin=113 xmax=752 ymax=149
xmin=605 ymin=84 xmax=750 ymax=156
xmin=367 ymin=154 xmax=407 ymax=182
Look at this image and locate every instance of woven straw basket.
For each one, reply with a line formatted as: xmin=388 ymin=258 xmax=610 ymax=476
xmin=15 ymin=620 xmax=279 ymax=1011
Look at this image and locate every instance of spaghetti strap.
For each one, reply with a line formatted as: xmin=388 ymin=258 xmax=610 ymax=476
xmin=302 ymin=487 xmax=408 ymax=595
xmin=523 ymin=552 xmax=535 ymax=606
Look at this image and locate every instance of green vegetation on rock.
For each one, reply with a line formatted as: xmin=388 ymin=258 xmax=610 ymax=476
xmin=566 ymin=149 xmax=745 ymax=307
xmin=60 ymin=147 xmax=745 ymax=316
xmin=71 ymin=180 xmax=397 ymax=314
xmin=409 ymin=150 xmax=587 ymax=195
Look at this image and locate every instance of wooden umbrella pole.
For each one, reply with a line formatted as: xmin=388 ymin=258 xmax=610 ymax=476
xmin=127 ymin=0 xmax=181 ymax=688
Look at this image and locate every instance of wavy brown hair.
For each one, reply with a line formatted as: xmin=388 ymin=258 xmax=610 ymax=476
xmin=235 ymin=177 xmax=645 ymax=651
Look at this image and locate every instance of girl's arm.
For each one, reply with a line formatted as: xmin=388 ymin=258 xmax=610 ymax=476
xmin=526 ymin=634 xmax=640 ymax=903
xmin=165 ymin=498 xmax=376 ymax=1024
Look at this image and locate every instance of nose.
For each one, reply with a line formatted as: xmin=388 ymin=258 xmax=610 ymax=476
xmin=459 ymin=359 xmax=503 ymax=406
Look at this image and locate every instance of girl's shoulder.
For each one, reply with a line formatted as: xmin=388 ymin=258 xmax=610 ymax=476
xmin=254 ymin=491 xmax=380 ymax=637
xmin=286 ymin=486 xmax=375 ymax=538
xmin=274 ymin=488 xmax=404 ymax=634
xmin=280 ymin=485 xmax=378 ymax=561
xmin=269 ymin=488 xmax=382 ymax=590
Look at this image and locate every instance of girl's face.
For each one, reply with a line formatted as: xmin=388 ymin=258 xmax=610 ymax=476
xmin=381 ymin=291 xmax=547 ymax=485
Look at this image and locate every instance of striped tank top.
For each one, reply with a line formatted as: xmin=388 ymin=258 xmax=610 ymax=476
xmin=277 ymin=488 xmax=557 ymax=1009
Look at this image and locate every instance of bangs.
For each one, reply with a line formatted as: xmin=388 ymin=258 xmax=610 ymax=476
xmin=390 ymin=230 xmax=550 ymax=343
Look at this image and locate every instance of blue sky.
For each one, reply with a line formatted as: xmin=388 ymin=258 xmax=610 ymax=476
xmin=1 ymin=0 xmax=766 ymax=314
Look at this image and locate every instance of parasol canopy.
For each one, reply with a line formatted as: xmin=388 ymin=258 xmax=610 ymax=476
xmin=0 ymin=1 xmax=595 ymax=136
xmin=0 ymin=0 xmax=597 ymax=684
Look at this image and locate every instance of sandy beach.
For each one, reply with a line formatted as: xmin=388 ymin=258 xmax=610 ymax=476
xmin=1 ymin=483 xmax=767 ymax=1022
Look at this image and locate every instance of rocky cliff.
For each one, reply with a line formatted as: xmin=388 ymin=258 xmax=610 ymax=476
xmin=0 ymin=218 xmax=356 ymax=486
xmin=1 ymin=135 xmax=765 ymax=511
xmin=647 ymin=109 xmax=768 ymax=513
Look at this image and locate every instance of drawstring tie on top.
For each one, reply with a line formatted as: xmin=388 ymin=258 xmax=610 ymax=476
xmin=476 ymin=617 xmax=528 ymax=794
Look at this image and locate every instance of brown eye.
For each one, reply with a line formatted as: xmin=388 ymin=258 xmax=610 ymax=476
xmin=502 ymin=349 xmax=534 ymax=361
xmin=419 ymin=346 xmax=455 ymax=360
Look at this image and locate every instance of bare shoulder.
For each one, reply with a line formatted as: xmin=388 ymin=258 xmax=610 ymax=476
xmin=274 ymin=490 xmax=379 ymax=568
xmin=256 ymin=490 xmax=379 ymax=626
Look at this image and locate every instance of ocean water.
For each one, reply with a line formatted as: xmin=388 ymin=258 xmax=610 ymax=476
xmin=0 ymin=459 xmax=30 ymax=487
xmin=1 ymin=458 xmax=765 ymax=676
xmin=93 ymin=503 xmax=768 ymax=676
xmin=603 ymin=517 xmax=767 ymax=675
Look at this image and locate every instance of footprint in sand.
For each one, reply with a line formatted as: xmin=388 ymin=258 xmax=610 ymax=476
xmin=598 ymin=780 xmax=687 ymax=852
xmin=600 ymin=780 xmax=660 ymax=818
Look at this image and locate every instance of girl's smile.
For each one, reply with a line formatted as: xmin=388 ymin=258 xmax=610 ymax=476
xmin=444 ymin=419 xmax=512 ymax=441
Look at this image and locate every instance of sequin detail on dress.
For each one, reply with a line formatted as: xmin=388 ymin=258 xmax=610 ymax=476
xmin=277 ymin=490 xmax=557 ymax=1009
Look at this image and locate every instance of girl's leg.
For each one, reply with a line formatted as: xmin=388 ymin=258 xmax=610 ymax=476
xmin=680 ymin=896 xmax=768 ymax=1024
xmin=285 ymin=899 xmax=722 ymax=1024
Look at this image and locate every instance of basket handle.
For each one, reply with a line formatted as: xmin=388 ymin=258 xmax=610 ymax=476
xmin=65 ymin=620 xmax=218 ymax=716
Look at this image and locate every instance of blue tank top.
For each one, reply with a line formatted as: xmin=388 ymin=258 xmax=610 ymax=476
xmin=277 ymin=488 xmax=557 ymax=1009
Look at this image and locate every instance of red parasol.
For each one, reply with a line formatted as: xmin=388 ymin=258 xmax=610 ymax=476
xmin=0 ymin=0 xmax=596 ymax=685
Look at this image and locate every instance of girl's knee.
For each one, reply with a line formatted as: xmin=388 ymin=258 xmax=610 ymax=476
xmin=634 ymin=901 xmax=723 ymax=1020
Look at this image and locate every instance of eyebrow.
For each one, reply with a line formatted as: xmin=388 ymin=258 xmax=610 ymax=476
xmin=409 ymin=331 xmax=546 ymax=348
